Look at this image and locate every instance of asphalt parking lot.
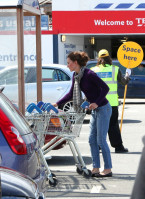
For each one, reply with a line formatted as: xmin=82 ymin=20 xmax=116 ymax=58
xmin=45 ymin=99 xmax=145 ymax=199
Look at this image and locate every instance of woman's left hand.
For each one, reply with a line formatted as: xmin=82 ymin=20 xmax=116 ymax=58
xmin=89 ymin=103 xmax=98 ymax=110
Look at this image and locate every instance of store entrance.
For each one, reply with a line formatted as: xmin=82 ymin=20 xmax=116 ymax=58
xmin=84 ymin=35 xmax=145 ymax=60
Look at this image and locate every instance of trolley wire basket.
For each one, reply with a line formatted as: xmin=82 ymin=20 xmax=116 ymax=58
xmin=46 ymin=111 xmax=86 ymax=137
xmin=27 ymin=113 xmax=50 ymax=146
xmin=25 ymin=102 xmax=91 ymax=178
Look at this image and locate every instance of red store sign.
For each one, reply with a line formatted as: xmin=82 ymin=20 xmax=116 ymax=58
xmin=52 ymin=10 xmax=145 ymax=34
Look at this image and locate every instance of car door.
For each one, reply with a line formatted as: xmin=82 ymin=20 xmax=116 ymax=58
xmin=42 ymin=67 xmax=72 ymax=103
xmin=0 ymin=67 xmax=31 ymax=106
xmin=24 ymin=67 xmax=37 ymax=106
xmin=26 ymin=66 xmax=72 ymax=105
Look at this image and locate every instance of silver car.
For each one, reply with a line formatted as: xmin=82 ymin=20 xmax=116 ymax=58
xmin=0 ymin=64 xmax=74 ymax=111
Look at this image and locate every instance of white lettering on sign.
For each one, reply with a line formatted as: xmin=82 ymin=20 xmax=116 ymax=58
xmin=136 ymin=18 xmax=145 ymax=27
xmin=94 ymin=19 xmax=125 ymax=26
xmin=94 ymin=19 xmax=136 ymax=26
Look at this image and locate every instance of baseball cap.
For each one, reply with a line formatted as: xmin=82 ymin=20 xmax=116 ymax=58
xmin=98 ymin=49 xmax=109 ymax=58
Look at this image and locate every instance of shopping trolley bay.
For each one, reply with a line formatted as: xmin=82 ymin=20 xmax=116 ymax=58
xmin=25 ymin=101 xmax=145 ymax=198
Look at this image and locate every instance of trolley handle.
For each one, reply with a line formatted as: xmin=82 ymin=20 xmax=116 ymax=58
xmin=37 ymin=101 xmax=44 ymax=108
xmin=81 ymin=101 xmax=90 ymax=109
xmin=26 ymin=103 xmax=42 ymax=114
xmin=41 ymin=103 xmax=51 ymax=111
xmin=37 ymin=101 xmax=58 ymax=113
xmin=45 ymin=104 xmax=59 ymax=114
xmin=26 ymin=101 xmax=59 ymax=115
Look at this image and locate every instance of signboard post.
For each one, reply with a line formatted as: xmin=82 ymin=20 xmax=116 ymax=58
xmin=117 ymin=41 xmax=144 ymax=132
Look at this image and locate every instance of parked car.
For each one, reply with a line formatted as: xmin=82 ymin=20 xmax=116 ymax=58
xmin=0 ymin=88 xmax=46 ymax=192
xmin=0 ymin=66 xmax=5 ymax=70
xmin=0 ymin=64 xmax=74 ymax=111
xmin=1 ymin=167 xmax=45 ymax=199
xmin=86 ymin=60 xmax=145 ymax=98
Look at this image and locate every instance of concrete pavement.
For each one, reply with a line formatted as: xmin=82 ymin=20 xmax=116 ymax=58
xmin=45 ymin=99 xmax=145 ymax=198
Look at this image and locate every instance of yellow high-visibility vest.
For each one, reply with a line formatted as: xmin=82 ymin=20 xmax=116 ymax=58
xmin=91 ymin=64 xmax=119 ymax=106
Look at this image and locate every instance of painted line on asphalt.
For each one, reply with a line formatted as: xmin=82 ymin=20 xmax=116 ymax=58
xmin=48 ymin=189 xmax=93 ymax=193
xmin=90 ymin=185 xmax=102 ymax=193
xmin=49 ymin=167 xmax=91 ymax=171
xmin=48 ymin=153 xmax=91 ymax=157
xmin=76 ymin=141 xmax=89 ymax=143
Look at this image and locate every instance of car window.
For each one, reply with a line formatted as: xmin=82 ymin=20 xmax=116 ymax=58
xmin=86 ymin=62 xmax=97 ymax=69
xmin=87 ymin=61 xmax=127 ymax=74
xmin=0 ymin=69 xmax=18 ymax=85
xmin=56 ymin=69 xmax=70 ymax=81
xmin=25 ymin=68 xmax=36 ymax=83
xmin=42 ymin=68 xmax=58 ymax=82
xmin=132 ymin=64 xmax=145 ymax=76
xmin=87 ymin=60 xmax=145 ymax=76
xmin=112 ymin=61 xmax=126 ymax=74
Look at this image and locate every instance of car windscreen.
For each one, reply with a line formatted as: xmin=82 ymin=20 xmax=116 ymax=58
xmin=42 ymin=68 xmax=71 ymax=82
xmin=0 ymin=93 xmax=32 ymax=135
xmin=0 ymin=68 xmax=36 ymax=85
xmin=112 ymin=61 xmax=126 ymax=74
xmin=86 ymin=62 xmax=97 ymax=69
xmin=0 ymin=69 xmax=18 ymax=85
xmin=132 ymin=64 xmax=145 ymax=76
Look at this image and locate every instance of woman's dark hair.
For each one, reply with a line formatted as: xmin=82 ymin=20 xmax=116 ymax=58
xmin=97 ymin=56 xmax=112 ymax=66
xmin=67 ymin=51 xmax=90 ymax=67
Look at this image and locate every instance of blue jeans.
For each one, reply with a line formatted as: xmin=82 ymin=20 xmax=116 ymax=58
xmin=89 ymin=102 xmax=112 ymax=169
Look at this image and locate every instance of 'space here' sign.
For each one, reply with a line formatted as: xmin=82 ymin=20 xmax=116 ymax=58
xmin=117 ymin=41 xmax=144 ymax=68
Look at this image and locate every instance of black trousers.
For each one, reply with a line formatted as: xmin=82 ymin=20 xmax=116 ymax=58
xmin=108 ymin=106 xmax=123 ymax=148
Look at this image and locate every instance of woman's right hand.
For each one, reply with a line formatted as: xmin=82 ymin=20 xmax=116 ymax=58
xmin=89 ymin=103 xmax=98 ymax=110
xmin=52 ymin=103 xmax=58 ymax=107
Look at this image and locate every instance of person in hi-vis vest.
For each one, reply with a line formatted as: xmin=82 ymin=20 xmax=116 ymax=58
xmin=91 ymin=49 xmax=131 ymax=153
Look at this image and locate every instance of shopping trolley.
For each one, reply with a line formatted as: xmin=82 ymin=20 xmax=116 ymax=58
xmin=26 ymin=101 xmax=91 ymax=179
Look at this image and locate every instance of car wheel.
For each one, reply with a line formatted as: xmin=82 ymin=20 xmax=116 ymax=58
xmin=60 ymin=101 xmax=75 ymax=112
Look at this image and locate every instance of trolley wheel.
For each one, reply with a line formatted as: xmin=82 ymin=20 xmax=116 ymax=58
xmin=51 ymin=172 xmax=56 ymax=178
xmin=49 ymin=177 xmax=58 ymax=187
xmin=46 ymin=172 xmax=56 ymax=181
xmin=82 ymin=169 xmax=92 ymax=178
xmin=76 ymin=166 xmax=83 ymax=175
